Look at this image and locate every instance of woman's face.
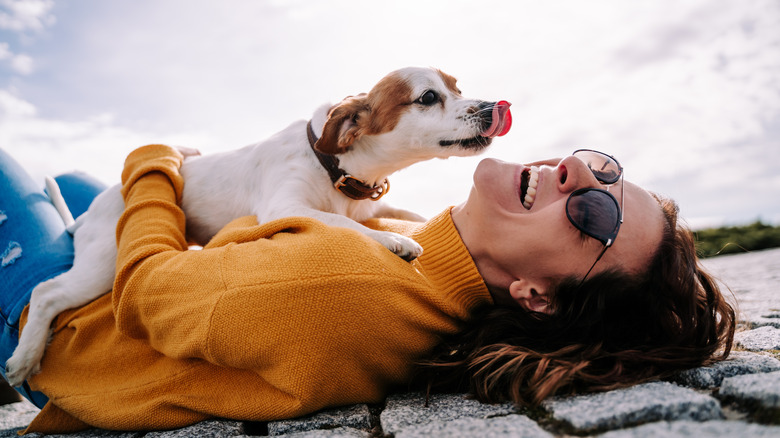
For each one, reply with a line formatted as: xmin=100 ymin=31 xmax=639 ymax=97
xmin=451 ymin=153 xmax=665 ymax=313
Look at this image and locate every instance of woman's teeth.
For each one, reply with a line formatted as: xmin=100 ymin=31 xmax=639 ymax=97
xmin=523 ymin=166 xmax=539 ymax=210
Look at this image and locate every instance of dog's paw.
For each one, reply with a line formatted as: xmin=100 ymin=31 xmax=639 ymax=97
xmin=371 ymin=231 xmax=423 ymax=261
xmin=5 ymin=350 xmax=42 ymax=387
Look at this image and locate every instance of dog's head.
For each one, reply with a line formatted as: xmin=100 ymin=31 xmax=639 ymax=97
xmin=315 ymin=67 xmax=511 ymax=159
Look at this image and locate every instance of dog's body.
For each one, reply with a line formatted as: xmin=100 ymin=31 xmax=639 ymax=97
xmin=5 ymin=67 xmax=511 ymax=386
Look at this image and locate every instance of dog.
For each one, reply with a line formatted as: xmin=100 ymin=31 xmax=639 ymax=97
xmin=5 ymin=66 xmax=512 ymax=386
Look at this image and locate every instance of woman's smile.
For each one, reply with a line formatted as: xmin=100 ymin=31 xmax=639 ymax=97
xmin=519 ymin=166 xmax=540 ymax=210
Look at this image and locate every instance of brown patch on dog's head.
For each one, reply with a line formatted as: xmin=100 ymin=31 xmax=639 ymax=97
xmin=437 ymin=69 xmax=461 ymax=95
xmin=315 ymin=72 xmax=413 ymax=155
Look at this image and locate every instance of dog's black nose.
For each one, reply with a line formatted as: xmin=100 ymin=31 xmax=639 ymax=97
xmin=475 ymin=100 xmax=512 ymax=138
xmin=476 ymin=101 xmax=496 ymax=131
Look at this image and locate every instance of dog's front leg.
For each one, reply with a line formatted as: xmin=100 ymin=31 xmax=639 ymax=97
xmin=266 ymin=207 xmax=423 ymax=261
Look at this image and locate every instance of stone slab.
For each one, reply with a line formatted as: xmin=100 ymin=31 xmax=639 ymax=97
xmin=542 ymin=381 xmax=722 ymax=433
xmin=394 ymin=414 xmax=552 ymax=438
xmin=145 ymin=420 xmax=242 ymax=437
xmin=749 ymin=310 xmax=780 ymax=330
xmin=672 ymin=351 xmax=780 ymax=388
xmin=700 ymin=248 xmax=780 ymax=329
xmin=380 ymin=392 xmax=516 ymax=435
xmin=745 ymin=318 xmax=780 ymax=330
xmin=0 ymin=429 xmax=24 ymax=438
xmin=274 ymin=426 xmax=369 ymax=437
xmin=720 ymin=369 xmax=780 ymax=409
xmin=19 ymin=429 xmax=141 ymax=438
xmin=0 ymin=399 xmax=39 ymax=430
xmin=268 ymin=404 xmax=371 ymax=436
xmin=597 ymin=420 xmax=780 ymax=437
xmin=736 ymin=326 xmax=780 ymax=351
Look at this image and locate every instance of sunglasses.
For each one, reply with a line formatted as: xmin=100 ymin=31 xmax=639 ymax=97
xmin=565 ymin=149 xmax=624 ymax=284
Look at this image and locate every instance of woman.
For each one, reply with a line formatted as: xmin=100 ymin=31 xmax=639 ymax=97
xmin=0 ymin=145 xmax=734 ymax=433
xmin=419 ymin=158 xmax=736 ymax=404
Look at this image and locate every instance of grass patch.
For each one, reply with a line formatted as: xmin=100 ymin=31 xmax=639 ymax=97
xmin=694 ymin=221 xmax=780 ymax=258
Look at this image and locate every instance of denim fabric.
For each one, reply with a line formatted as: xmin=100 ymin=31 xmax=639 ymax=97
xmin=0 ymin=148 xmax=106 ymax=407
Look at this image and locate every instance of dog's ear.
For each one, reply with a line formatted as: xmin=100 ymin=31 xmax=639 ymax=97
xmin=316 ymin=94 xmax=369 ymax=155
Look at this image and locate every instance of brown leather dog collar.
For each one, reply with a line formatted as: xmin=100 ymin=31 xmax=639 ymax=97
xmin=306 ymin=120 xmax=389 ymax=201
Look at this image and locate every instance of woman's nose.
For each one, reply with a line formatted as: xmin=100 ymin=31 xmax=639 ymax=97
xmin=555 ymin=155 xmax=602 ymax=193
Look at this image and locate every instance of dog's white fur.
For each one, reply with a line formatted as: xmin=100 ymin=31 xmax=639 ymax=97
xmin=5 ymin=67 xmax=508 ymax=386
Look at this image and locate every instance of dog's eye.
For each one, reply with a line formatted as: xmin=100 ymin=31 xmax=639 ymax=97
xmin=416 ymin=90 xmax=439 ymax=106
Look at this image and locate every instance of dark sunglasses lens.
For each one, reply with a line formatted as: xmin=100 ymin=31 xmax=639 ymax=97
xmin=567 ymin=190 xmax=620 ymax=242
xmin=573 ymin=150 xmax=621 ymax=184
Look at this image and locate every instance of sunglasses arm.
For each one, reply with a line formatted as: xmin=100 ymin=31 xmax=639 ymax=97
xmin=579 ymin=242 xmax=611 ymax=287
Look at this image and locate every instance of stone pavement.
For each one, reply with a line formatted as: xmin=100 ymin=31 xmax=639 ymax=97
xmin=3 ymin=347 xmax=780 ymax=437
xmin=2 ymin=248 xmax=779 ymax=437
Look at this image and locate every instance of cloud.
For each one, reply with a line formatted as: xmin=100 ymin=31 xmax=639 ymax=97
xmin=10 ymin=51 xmax=31 ymax=72
xmin=0 ymin=0 xmax=53 ymax=75
xmin=494 ymin=1 xmax=780 ymax=189
xmin=0 ymin=42 xmax=31 ymax=74
xmin=0 ymin=88 xmax=35 ymax=115
xmin=0 ymin=90 xmax=218 ymax=187
xmin=0 ymin=0 xmax=55 ymax=33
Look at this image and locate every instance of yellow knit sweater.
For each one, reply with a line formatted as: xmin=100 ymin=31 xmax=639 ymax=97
xmin=21 ymin=145 xmax=492 ymax=433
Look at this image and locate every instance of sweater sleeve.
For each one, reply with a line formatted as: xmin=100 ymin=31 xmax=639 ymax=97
xmin=112 ymin=145 xmax=439 ymax=368
xmin=113 ymin=144 xmax=271 ymax=360
xmin=112 ymin=144 xmax=204 ymax=355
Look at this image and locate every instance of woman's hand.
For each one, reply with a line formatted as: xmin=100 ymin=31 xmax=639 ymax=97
xmin=176 ymin=146 xmax=201 ymax=159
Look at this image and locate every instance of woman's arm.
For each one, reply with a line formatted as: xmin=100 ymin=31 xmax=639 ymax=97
xmin=112 ymin=144 xmax=209 ymax=356
xmin=111 ymin=145 xmax=423 ymax=369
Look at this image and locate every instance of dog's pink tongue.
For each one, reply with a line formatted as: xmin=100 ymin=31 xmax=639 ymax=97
xmin=481 ymin=100 xmax=512 ymax=138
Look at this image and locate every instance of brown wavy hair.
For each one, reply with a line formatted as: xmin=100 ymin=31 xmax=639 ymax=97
xmin=416 ymin=194 xmax=736 ymax=405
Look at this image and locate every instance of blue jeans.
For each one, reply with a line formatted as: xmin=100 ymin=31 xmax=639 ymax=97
xmin=0 ymin=148 xmax=106 ymax=408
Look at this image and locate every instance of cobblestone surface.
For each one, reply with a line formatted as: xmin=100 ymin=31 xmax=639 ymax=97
xmin=542 ymin=381 xmax=723 ymax=433
xmin=2 ymin=248 xmax=779 ymax=436
xmin=671 ymin=351 xmax=780 ymax=388
xmin=720 ymin=370 xmax=780 ymax=409
xmin=267 ymin=404 xmax=371 ymax=436
xmin=380 ymin=392 xmax=516 ymax=435
xmin=736 ymin=326 xmax=780 ymax=351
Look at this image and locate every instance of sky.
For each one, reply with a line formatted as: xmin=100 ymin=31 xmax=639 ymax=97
xmin=1 ymin=0 xmax=778 ymax=230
